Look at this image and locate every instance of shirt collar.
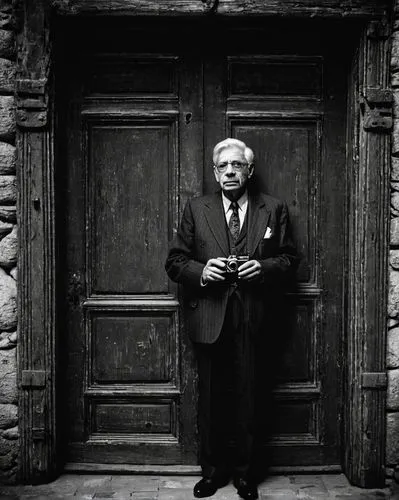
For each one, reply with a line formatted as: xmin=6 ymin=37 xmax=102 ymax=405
xmin=222 ymin=190 xmax=248 ymax=213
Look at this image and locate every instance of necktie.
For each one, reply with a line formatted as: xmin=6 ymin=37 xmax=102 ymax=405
xmin=228 ymin=201 xmax=240 ymax=241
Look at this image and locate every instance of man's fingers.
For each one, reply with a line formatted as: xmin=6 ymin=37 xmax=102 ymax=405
xmin=238 ymin=260 xmax=261 ymax=279
xmin=209 ymin=258 xmax=227 ymax=269
xmin=206 ymin=269 xmax=225 ymax=281
xmin=237 ymin=260 xmax=252 ymax=271
xmin=207 ymin=270 xmax=225 ymax=281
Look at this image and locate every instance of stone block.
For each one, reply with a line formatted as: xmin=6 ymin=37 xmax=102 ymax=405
xmin=388 ymin=369 xmax=399 ymax=410
xmin=0 ymin=224 xmax=17 ymax=267
xmin=393 ymin=119 xmax=399 ymax=157
xmin=0 ymin=58 xmax=14 ymax=93
xmin=393 ymin=72 xmax=399 ymax=88
xmin=0 ymin=175 xmax=15 ymax=204
xmin=387 ymin=412 xmax=399 ymax=464
xmin=0 ymin=403 xmax=16 ymax=429
xmin=392 ymin=192 xmax=399 ymax=216
xmin=391 ymin=218 xmax=399 ymax=246
xmin=388 ymin=270 xmax=399 ymax=317
xmin=389 ymin=318 xmax=399 ymax=329
xmin=1 ymin=425 xmax=18 ymax=439
xmin=0 ymin=266 xmax=16 ymax=331
xmin=0 ymin=29 xmax=14 ymax=60
xmin=0 ymin=142 xmax=15 ymax=174
xmin=0 ymin=435 xmax=14 ymax=455
xmin=0 ymin=96 xmax=14 ymax=141
xmin=0 ymin=205 xmax=15 ymax=222
xmin=0 ymin=347 xmax=16 ymax=404
xmin=388 ymin=327 xmax=399 ymax=368
xmin=0 ymin=331 xmax=15 ymax=349
xmin=391 ymin=250 xmax=399 ymax=270
xmin=392 ymin=158 xmax=399 ymax=181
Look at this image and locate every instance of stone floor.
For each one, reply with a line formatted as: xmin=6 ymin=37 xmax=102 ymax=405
xmin=0 ymin=474 xmax=398 ymax=500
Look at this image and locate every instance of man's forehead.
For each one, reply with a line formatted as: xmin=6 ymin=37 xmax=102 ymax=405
xmin=216 ymin=147 xmax=245 ymax=161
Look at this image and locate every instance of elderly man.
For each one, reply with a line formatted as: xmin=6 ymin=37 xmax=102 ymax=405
xmin=165 ymin=138 xmax=297 ymax=499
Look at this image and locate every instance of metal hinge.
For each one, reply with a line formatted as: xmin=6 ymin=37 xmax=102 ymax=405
xmin=361 ymin=372 xmax=387 ymax=389
xmin=21 ymin=370 xmax=46 ymax=388
xmin=360 ymin=88 xmax=393 ymax=132
xmin=16 ymin=78 xmax=48 ymax=129
xmin=367 ymin=20 xmax=390 ymax=40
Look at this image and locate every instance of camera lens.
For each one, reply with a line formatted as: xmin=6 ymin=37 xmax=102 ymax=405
xmin=227 ymin=259 xmax=238 ymax=272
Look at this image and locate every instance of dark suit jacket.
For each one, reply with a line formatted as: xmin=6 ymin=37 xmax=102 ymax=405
xmin=165 ymin=190 xmax=298 ymax=344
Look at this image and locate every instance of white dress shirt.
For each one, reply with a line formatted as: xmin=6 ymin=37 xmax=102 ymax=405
xmin=222 ymin=190 xmax=248 ymax=230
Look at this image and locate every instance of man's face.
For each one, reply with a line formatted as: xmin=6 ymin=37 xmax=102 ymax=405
xmin=214 ymin=146 xmax=254 ymax=197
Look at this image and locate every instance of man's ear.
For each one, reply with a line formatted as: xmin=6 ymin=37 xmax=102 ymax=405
xmin=213 ymin=165 xmax=219 ymax=181
xmin=248 ymin=163 xmax=255 ymax=178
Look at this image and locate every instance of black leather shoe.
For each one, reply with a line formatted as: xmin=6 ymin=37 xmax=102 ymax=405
xmin=233 ymin=476 xmax=259 ymax=500
xmin=193 ymin=476 xmax=229 ymax=498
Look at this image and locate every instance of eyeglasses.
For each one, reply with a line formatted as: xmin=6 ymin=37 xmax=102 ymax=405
xmin=215 ymin=161 xmax=249 ymax=173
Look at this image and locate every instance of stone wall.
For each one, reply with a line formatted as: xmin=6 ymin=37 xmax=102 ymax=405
xmin=0 ymin=0 xmax=17 ymax=485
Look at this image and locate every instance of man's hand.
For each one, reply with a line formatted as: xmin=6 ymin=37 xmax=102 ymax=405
xmin=201 ymin=258 xmax=226 ymax=284
xmin=238 ymin=259 xmax=262 ymax=281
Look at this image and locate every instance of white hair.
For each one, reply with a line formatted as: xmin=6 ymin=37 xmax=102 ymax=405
xmin=212 ymin=138 xmax=254 ymax=165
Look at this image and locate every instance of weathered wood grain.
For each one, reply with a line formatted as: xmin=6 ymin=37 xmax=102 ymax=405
xmin=18 ymin=0 xmax=57 ymax=485
xmin=344 ymin=21 xmax=390 ymax=488
xmin=51 ymin=0 xmax=389 ymax=18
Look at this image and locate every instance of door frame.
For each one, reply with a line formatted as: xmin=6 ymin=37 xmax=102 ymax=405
xmin=16 ymin=0 xmax=391 ymax=487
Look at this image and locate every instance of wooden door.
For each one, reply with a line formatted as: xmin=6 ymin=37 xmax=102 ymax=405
xmin=59 ymin=18 xmax=349 ymax=469
xmin=59 ymin=24 xmax=203 ymax=466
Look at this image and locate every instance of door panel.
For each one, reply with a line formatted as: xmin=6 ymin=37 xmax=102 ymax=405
xmin=89 ymin=121 xmax=174 ymax=294
xmin=60 ymin=19 xmax=348 ymax=469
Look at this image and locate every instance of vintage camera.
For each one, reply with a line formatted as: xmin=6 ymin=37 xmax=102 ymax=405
xmin=222 ymin=254 xmax=250 ymax=275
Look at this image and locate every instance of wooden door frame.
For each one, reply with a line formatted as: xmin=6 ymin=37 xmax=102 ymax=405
xmin=16 ymin=0 xmax=392 ymax=486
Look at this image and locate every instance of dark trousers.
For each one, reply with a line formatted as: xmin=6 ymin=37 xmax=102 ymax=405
xmin=195 ymin=291 xmax=256 ymax=479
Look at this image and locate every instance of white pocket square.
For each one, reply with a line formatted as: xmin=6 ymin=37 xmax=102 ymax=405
xmin=263 ymin=227 xmax=272 ymax=239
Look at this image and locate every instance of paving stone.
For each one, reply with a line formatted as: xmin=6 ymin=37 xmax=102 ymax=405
xmin=158 ymin=488 xmax=196 ymax=500
xmin=95 ymin=491 xmax=120 ymax=498
xmin=261 ymin=494 xmax=297 ymax=500
xmin=131 ymin=493 xmax=158 ymax=500
xmin=297 ymin=488 xmax=330 ymax=498
xmin=261 ymin=489 xmax=298 ymax=497
xmin=289 ymin=475 xmax=334 ymax=498
xmin=210 ymin=487 xmax=240 ymax=500
xmin=159 ymin=476 xmax=198 ymax=489
xmin=321 ymin=474 xmax=355 ymax=489
xmin=333 ymin=496 xmax=387 ymax=499
xmin=46 ymin=474 xmax=82 ymax=495
xmin=19 ymin=496 xmax=76 ymax=500
xmin=113 ymin=476 xmax=159 ymax=492
xmin=259 ymin=475 xmax=292 ymax=490
xmin=105 ymin=489 xmax=133 ymax=499
xmin=81 ymin=476 xmax=113 ymax=488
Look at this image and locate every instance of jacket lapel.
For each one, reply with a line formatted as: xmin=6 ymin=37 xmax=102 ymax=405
xmin=203 ymin=192 xmax=230 ymax=257
xmin=247 ymin=192 xmax=271 ymax=256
